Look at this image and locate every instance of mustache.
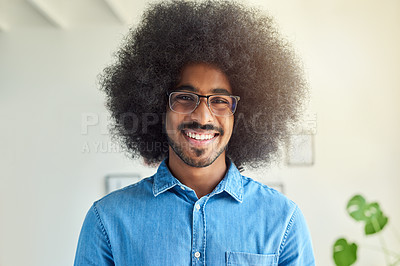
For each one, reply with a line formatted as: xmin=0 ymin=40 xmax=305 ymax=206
xmin=178 ymin=122 xmax=224 ymax=136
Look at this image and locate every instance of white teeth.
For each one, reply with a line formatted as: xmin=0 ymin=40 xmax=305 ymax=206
xmin=185 ymin=132 xmax=214 ymax=141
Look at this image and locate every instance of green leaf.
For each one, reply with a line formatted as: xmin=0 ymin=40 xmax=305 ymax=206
xmin=365 ymin=211 xmax=389 ymax=235
xmin=333 ymin=238 xmax=358 ymax=266
xmin=346 ymin=195 xmax=389 ymax=235
xmin=347 ymin=195 xmax=368 ymax=221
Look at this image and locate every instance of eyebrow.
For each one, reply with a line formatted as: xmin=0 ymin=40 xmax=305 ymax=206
xmin=174 ymin=85 xmax=231 ymax=95
xmin=211 ymin=88 xmax=231 ymax=95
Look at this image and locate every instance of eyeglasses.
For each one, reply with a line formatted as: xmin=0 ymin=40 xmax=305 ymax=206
xmin=167 ymin=91 xmax=240 ymax=116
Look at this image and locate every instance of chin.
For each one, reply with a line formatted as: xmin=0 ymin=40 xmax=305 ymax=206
xmin=174 ymin=145 xmax=225 ymax=168
xmin=180 ymin=155 xmax=219 ymax=168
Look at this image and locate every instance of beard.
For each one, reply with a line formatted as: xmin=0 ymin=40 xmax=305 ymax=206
xmin=166 ymin=133 xmax=227 ymax=168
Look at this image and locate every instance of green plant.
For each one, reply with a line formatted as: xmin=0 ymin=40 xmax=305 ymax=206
xmin=333 ymin=194 xmax=400 ymax=266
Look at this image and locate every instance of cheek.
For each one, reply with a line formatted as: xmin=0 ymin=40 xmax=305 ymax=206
xmin=165 ymin=111 xmax=176 ymax=134
xmin=220 ymin=117 xmax=234 ymax=137
xmin=165 ymin=111 xmax=188 ymax=134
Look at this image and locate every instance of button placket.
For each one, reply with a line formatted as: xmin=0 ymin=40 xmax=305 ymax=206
xmin=192 ymin=200 xmax=205 ymax=265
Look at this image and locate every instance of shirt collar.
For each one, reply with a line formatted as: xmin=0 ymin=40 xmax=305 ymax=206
xmin=152 ymin=158 xmax=243 ymax=203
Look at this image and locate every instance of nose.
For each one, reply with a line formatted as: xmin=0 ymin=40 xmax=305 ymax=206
xmin=190 ymin=98 xmax=214 ymax=124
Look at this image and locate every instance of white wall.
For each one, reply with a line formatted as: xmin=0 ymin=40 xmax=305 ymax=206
xmin=263 ymin=0 xmax=400 ymax=264
xmin=1 ymin=1 xmax=399 ymax=265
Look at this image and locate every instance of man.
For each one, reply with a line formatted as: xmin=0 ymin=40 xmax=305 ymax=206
xmin=74 ymin=0 xmax=315 ymax=265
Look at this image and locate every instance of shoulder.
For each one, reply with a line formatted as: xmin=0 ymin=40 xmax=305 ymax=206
xmin=241 ymin=175 xmax=297 ymax=216
xmin=93 ymin=176 xmax=155 ymax=213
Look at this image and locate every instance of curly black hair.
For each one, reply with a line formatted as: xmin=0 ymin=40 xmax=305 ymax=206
xmin=100 ymin=0 xmax=307 ymax=170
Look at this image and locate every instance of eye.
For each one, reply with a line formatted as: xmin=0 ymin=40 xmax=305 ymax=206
xmin=210 ymin=96 xmax=230 ymax=105
xmin=175 ymin=93 xmax=196 ymax=102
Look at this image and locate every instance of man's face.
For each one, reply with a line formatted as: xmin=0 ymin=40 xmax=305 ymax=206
xmin=165 ymin=63 xmax=234 ymax=168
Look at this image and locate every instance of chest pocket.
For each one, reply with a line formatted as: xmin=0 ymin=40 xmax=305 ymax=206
xmin=226 ymin=251 xmax=278 ymax=266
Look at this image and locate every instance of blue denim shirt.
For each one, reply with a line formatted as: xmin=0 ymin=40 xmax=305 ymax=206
xmin=74 ymin=159 xmax=315 ymax=265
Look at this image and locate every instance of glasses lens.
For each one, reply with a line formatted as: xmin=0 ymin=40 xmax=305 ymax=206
xmin=169 ymin=92 xmax=198 ymax=114
xmin=209 ymin=95 xmax=237 ymax=116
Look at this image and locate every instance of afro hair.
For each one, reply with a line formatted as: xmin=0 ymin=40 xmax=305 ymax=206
xmin=100 ymin=0 xmax=307 ymax=170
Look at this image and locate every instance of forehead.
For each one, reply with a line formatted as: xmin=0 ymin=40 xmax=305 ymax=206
xmin=176 ymin=63 xmax=232 ymax=94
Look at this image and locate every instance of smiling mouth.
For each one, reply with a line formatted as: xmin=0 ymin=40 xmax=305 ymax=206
xmin=182 ymin=130 xmax=219 ymax=141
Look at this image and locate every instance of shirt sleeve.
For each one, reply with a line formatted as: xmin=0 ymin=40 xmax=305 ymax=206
xmin=278 ymin=205 xmax=315 ymax=266
xmin=74 ymin=203 xmax=115 ymax=266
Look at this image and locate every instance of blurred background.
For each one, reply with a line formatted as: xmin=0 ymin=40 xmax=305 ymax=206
xmin=1 ymin=0 xmax=399 ymax=265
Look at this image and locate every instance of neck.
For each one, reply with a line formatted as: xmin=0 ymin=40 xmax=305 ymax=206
xmin=167 ymin=150 xmax=228 ymax=199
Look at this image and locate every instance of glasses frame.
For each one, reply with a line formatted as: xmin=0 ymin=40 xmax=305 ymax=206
xmin=167 ymin=91 xmax=240 ymax=117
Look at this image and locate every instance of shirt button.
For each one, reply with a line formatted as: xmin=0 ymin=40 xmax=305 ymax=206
xmin=195 ymin=204 xmax=200 ymax=210
xmin=194 ymin=251 xmax=201 ymax=258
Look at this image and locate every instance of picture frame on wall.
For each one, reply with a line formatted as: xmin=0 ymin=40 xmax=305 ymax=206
xmin=105 ymin=174 xmax=141 ymax=194
xmin=286 ymin=134 xmax=314 ymax=166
